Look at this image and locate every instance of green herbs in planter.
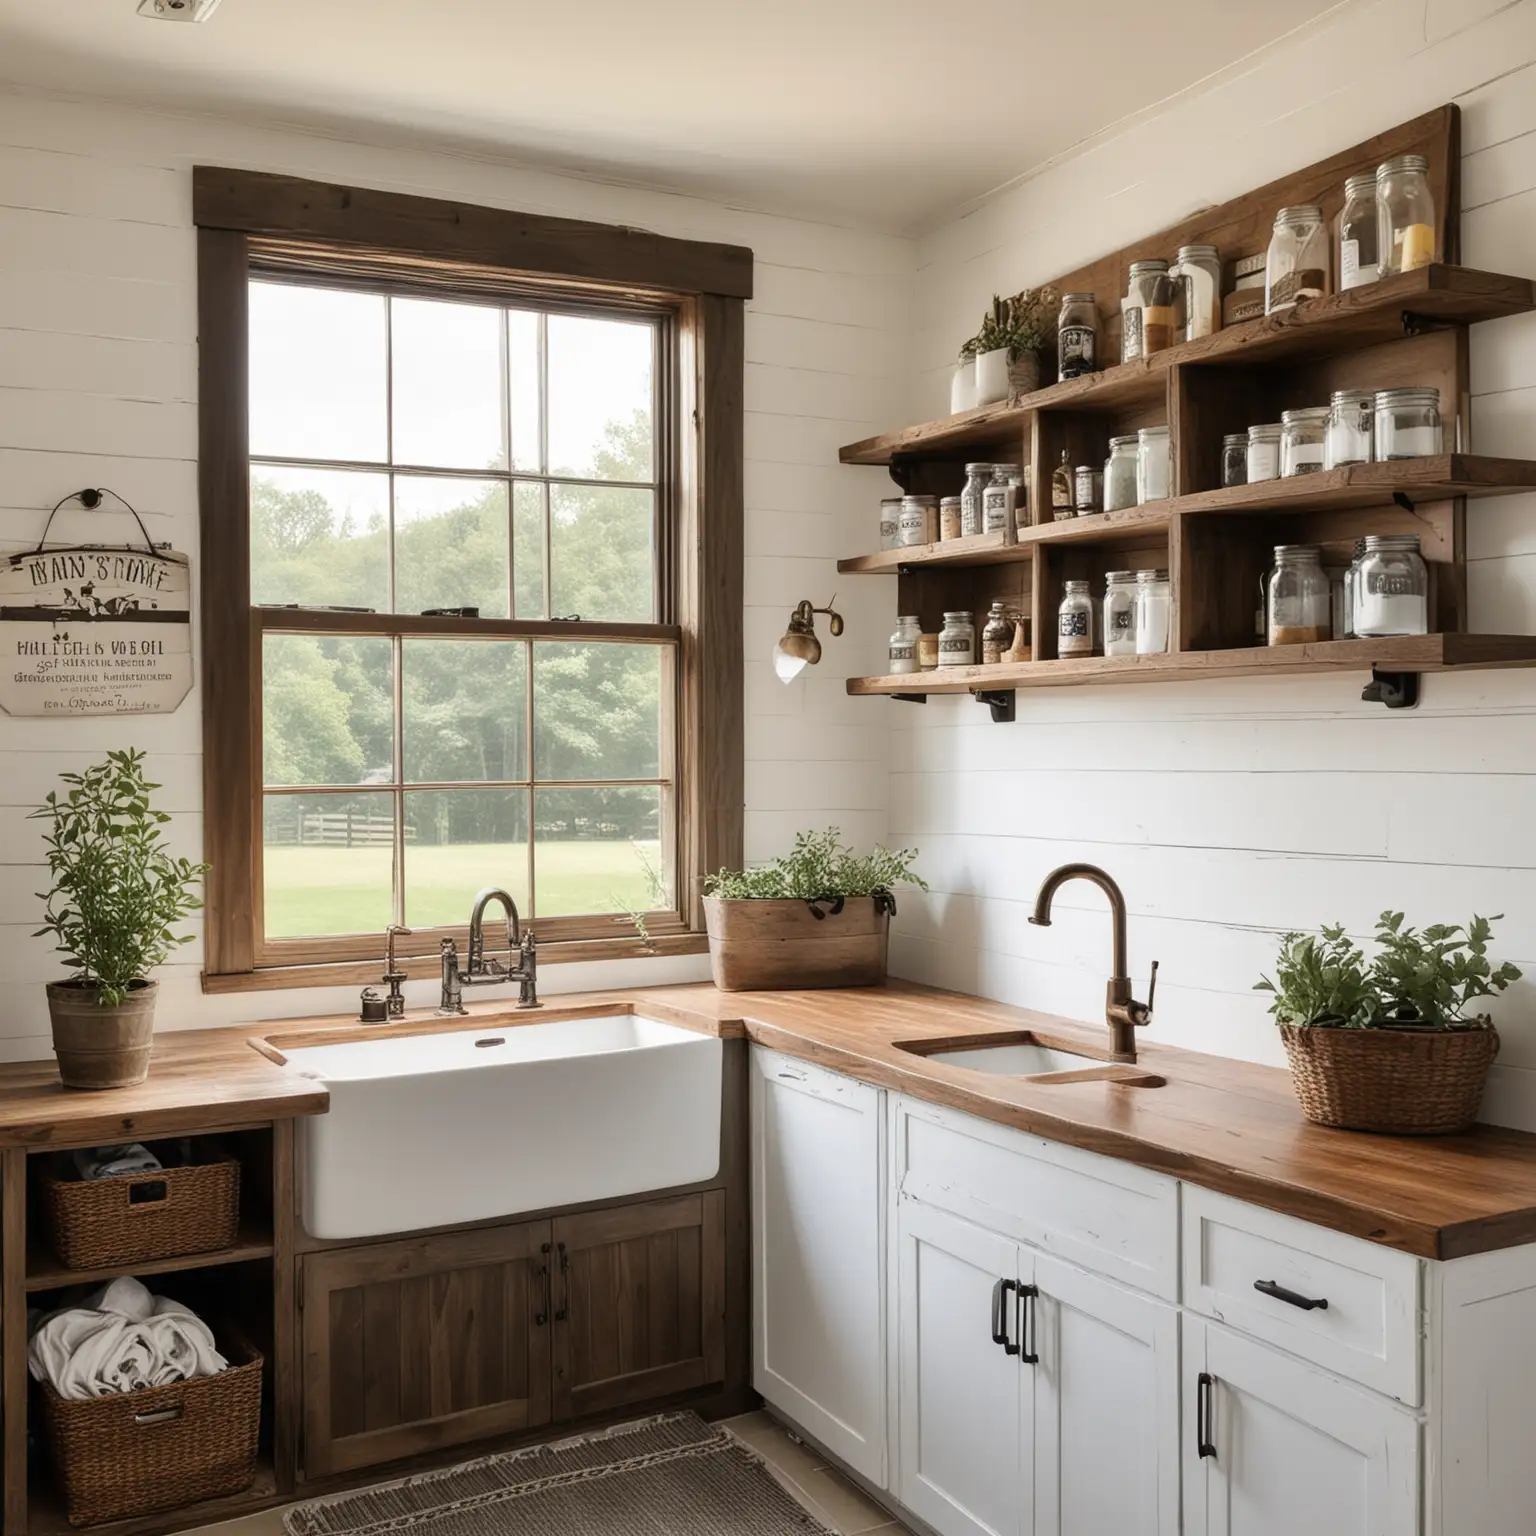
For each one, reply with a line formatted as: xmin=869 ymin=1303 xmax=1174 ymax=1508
xmin=31 ymin=749 xmax=209 ymax=1005
xmin=1254 ymin=924 xmax=1377 ymax=1029
xmin=705 ymin=828 xmax=925 ymax=904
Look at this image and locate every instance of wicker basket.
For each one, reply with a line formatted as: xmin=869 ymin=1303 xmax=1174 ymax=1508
xmin=36 ymin=1334 xmax=263 ymax=1527
xmin=1279 ymin=1022 xmax=1499 ymax=1135
xmin=39 ymin=1146 xmax=241 ymax=1271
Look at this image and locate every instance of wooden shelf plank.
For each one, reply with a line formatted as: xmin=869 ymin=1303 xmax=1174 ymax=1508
xmin=846 ymin=634 xmax=1536 ymax=696
xmin=839 ymin=267 xmax=1536 ymax=466
xmin=26 ymin=1221 xmax=275 ymax=1292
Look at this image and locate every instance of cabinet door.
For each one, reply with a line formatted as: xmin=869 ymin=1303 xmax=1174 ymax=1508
xmin=300 ymin=1219 xmax=552 ymax=1478
xmin=896 ymin=1200 xmax=1029 ymax=1536
xmin=552 ymin=1191 xmax=726 ymax=1421
xmin=1184 ymin=1318 xmax=1419 ymax=1536
xmin=751 ymin=1048 xmax=886 ymax=1485
xmin=1031 ymin=1254 xmax=1179 ymax=1536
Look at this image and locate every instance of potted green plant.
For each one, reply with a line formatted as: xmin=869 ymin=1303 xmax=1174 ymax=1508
xmin=1256 ymin=912 xmax=1520 ymax=1134
xmin=32 ymin=750 xmax=208 ymax=1089
xmin=972 ymin=288 xmax=1059 ymax=405
xmin=703 ymin=827 xmax=925 ymax=991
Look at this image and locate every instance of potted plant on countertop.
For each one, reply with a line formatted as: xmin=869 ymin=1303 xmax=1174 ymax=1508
xmin=971 ymin=287 xmax=1059 ymax=406
xmin=1256 ymin=911 xmax=1520 ymax=1134
xmin=703 ymin=827 xmax=925 ymax=991
xmin=32 ymin=749 xmax=208 ymax=1089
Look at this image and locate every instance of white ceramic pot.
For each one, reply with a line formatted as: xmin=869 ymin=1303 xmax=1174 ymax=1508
xmin=949 ymin=357 xmax=976 ymax=414
xmin=974 ymin=347 xmax=1011 ymax=407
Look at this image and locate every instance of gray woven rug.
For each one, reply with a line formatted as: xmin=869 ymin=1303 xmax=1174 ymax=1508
xmin=284 ymin=1413 xmax=836 ymax=1536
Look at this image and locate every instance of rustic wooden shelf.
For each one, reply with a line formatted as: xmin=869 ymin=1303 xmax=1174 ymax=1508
xmin=25 ymin=1221 xmax=275 ymax=1292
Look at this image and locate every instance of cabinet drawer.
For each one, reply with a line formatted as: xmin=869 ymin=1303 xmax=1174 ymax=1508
xmin=1181 ymin=1186 xmax=1421 ymax=1404
xmin=893 ymin=1094 xmax=1178 ymax=1300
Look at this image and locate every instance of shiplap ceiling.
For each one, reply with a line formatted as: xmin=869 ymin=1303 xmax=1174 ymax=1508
xmin=0 ymin=0 xmax=1342 ymax=232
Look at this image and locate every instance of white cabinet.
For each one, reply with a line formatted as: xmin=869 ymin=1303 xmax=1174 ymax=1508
xmin=750 ymin=1047 xmax=887 ymax=1485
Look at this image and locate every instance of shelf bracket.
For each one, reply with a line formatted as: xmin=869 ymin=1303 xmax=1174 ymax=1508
xmin=971 ymin=688 xmax=1016 ymax=723
xmin=888 ymin=454 xmax=918 ymax=494
xmin=1392 ymin=491 xmax=1416 ymax=513
xmin=890 ymin=692 xmax=928 ymax=705
xmin=1401 ymin=310 xmax=1452 ymax=338
xmin=1361 ymin=668 xmax=1421 ymax=710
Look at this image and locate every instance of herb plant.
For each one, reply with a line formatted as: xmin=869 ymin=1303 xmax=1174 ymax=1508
xmin=32 ymin=750 xmax=209 ymax=1005
xmin=974 ymin=288 xmax=1060 ymax=361
xmin=705 ymin=828 xmax=925 ymax=905
xmin=1255 ymin=924 xmax=1378 ymax=1029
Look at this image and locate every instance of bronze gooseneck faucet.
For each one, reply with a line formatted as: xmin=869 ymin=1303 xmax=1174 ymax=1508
xmin=1029 ymin=862 xmax=1157 ymax=1063
xmin=439 ymin=887 xmax=540 ymax=1014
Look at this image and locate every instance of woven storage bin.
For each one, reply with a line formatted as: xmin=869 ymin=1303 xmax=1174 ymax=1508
xmin=37 ymin=1334 xmax=263 ymax=1527
xmin=1279 ymin=1022 xmax=1499 ymax=1135
xmin=39 ymin=1146 xmax=240 ymax=1271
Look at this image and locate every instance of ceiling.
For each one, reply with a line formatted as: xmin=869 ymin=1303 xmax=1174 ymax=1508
xmin=0 ymin=0 xmax=1344 ymax=233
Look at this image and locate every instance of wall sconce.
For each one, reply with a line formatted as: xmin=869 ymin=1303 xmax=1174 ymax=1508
xmin=773 ymin=599 xmax=844 ymax=684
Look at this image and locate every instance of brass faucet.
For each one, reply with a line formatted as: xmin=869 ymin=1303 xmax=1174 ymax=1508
xmin=1029 ymin=862 xmax=1158 ymax=1063
xmin=439 ymin=887 xmax=540 ymax=1014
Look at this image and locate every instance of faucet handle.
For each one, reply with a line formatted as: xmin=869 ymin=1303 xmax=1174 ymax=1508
xmin=1146 ymin=959 xmax=1159 ymax=1014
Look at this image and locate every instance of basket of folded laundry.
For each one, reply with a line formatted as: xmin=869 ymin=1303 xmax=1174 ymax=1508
xmin=30 ymin=1276 xmax=263 ymax=1526
xmin=39 ymin=1141 xmax=241 ymax=1271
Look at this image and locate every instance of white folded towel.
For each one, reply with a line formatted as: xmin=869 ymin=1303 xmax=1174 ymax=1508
xmin=28 ymin=1277 xmax=227 ymax=1400
xmin=72 ymin=1143 xmax=163 ymax=1181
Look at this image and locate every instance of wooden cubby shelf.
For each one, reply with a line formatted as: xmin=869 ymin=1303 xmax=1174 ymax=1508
xmin=24 ymin=1222 xmax=275 ymax=1292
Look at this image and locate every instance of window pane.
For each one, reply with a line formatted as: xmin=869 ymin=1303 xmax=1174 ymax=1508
xmin=404 ymin=789 xmax=529 ymax=929
xmin=249 ymin=282 xmax=386 ymax=462
xmin=251 ymin=465 xmax=389 ymax=611
xmin=263 ymin=792 xmax=395 ymax=938
xmin=549 ymin=483 xmax=654 ymax=622
xmin=403 ymin=639 xmax=527 ymax=784
xmin=390 ymin=297 xmax=507 ymax=471
xmin=393 ymin=475 xmax=509 ymax=617
xmin=547 ymin=315 xmax=653 ymax=481
xmin=534 ymin=787 xmax=665 ymax=917
xmin=508 ymin=310 xmax=541 ymax=473
xmin=513 ymin=481 xmax=547 ymax=620
xmin=263 ymin=634 xmax=394 ymax=788
xmin=533 ymin=642 xmax=661 ymax=781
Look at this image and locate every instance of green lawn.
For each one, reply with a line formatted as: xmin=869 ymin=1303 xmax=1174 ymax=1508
xmin=263 ymin=840 xmax=662 ymax=937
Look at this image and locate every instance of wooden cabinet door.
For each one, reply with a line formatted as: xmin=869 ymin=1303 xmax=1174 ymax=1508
xmin=1184 ymin=1318 xmax=1419 ymax=1536
xmin=1031 ymin=1254 xmax=1179 ymax=1536
xmin=552 ymin=1191 xmax=726 ymax=1421
xmin=751 ymin=1048 xmax=887 ymax=1486
xmin=300 ymin=1220 xmax=552 ymax=1478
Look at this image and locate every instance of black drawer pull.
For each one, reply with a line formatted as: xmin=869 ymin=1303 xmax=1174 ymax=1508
xmin=991 ymin=1278 xmax=1020 ymax=1355
xmin=1254 ymin=1278 xmax=1328 ymax=1311
xmin=1196 ymin=1372 xmax=1216 ymax=1459
xmin=1017 ymin=1283 xmax=1039 ymax=1366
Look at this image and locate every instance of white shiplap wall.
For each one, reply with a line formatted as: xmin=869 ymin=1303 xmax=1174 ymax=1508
xmin=890 ymin=0 xmax=1536 ymax=1128
xmin=0 ymin=87 xmax=909 ymax=1058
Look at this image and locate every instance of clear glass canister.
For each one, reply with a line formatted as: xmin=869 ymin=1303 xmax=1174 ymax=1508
xmin=1074 ymin=465 xmax=1103 ymax=515
xmin=937 ymin=610 xmax=976 ymax=667
xmin=960 ymin=462 xmax=991 ymax=537
xmin=1134 ymin=569 xmax=1171 ymax=655
xmin=984 ymin=463 xmax=1022 ymax=533
xmin=1338 ymin=172 xmax=1381 ymax=290
xmin=1221 ymin=432 xmax=1248 ymax=488
xmin=898 ymin=493 xmax=937 ymax=547
xmin=1122 ymin=260 xmax=1176 ymax=362
xmin=1136 ymin=425 xmax=1171 ymax=503
xmin=1104 ymin=435 xmax=1139 ymax=512
xmin=1325 ymin=389 xmax=1375 ymax=468
xmin=1267 ymin=545 xmax=1331 ymax=645
xmin=888 ymin=615 xmax=921 ymax=674
xmin=939 ymin=495 xmax=963 ymax=541
xmin=1171 ymin=243 xmax=1222 ymax=341
xmin=1057 ymin=292 xmax=1099 ymax=380
xmin=1266 ymin=205 xmax=1329 ymax=313
xmin=1342 ymin=538 xmax=1367 ymax=638
xmin=1354 ymin=535 xmax=1429 ymax=637
xmin=1374 ymin=387 xmax=1442 ymax=459
xmin=1280 ymin=406 xmax=1330 ymax=477
xmin=981 ymin=601 xmax=1014 ymax=664
xmin=1057 ymin=581 xmax=1094 ymax=658
xmin=1103 ymin=570 xmax=1138 ymax=657
xmin=1377 ymin=154 xmax=1437 ymax=276
xmin=879 ymin=497 xmax=902 ymax=550
xmin=1247 ymin=422 xmax=1283 ymax=483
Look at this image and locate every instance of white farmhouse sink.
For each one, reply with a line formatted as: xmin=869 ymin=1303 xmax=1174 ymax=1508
xmin=920 ymin=1041 xmax=1099 ymax=1076
xmin=278 ymin=1013 xmax=722 ymax=1240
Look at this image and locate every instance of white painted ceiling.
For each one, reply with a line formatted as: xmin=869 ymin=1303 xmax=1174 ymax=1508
xmin=0 ymin=0 xmax=1341 ymax=232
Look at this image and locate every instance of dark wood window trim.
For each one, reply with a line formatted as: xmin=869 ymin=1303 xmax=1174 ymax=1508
xmin=196 ymin=169 xmax=746 ymax=993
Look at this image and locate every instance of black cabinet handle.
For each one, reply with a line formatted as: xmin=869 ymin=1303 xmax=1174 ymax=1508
xmin=535 ymin=1241 xmax=551 ymax=1326
xmin=1017 ymin=1284 xmax=1039 ymax=1366
xmin=554 ymin=1241 xmax=570 ymax=1322
xmin=1254 ymin=1278 xmax=1328 ymax=1312
xmin=1197 ymin=1372 xmax=1216 ymax=1459
xmin=991 ymin=1278 xmax=1020 ymax=1355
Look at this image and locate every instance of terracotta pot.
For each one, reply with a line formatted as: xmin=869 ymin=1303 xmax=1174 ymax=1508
xmin=1007 ymin=350 xmax=1042 ymax=396
xmin=46 ymin=979 xmax=157 ymax=1090
xmin=703 ymin=897 xmax=889 ymax=991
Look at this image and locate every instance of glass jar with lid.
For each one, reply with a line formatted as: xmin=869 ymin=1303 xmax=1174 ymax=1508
xmin=1057 ymin=292 xmax=1099 ymax=380
xmin=1266 ymin=545 xmax=1332 ymax=645
xmin=1057 ymin=581 xmax=1094 ymax=658
xmin=1265 ymin=205 xmax=1329 ymax=313
xmin=1374 ymin=387 xmax=1442 ymax=459
xmin=1280 ymin=406 xmax=1330 ymax=476
xmin=1377 ymin=154 xmax=1436 ymax=275
xmin=1342 ymin=538 xmax=1367 ymax=638
xmin=1103 ymin=571 xmax=1138 ymax=657
xmin=1171 ymin=243 xmax=1222 ymax=341
xmin=939 ymin=495 xmax=963 ymax=541
xmin=1354 ymin=535 xmax=1429 ymax=637
xmin=1338 ymin=173 xmax=1381 ymax=290
xmin=960 ymin=462 xmax=991 ymax=537
xmin=1221 ymin=432 xmax=1248 ymax=488
xmin=1122 ymin=260 xmax=1177 ymax=362
xmin=1134 ymin=569 xmax=1172 ymax=655
xmin=888 ymin=615 xmax=921 ymax=674
xmin=1104 ymin=435 xmax=1139 ymax=511
xmin=1247 ymin=422 xmax=1283 ymax=483
xmin=898 ymin=493 xmax=937 ymax=547
xmin=984 ymin=463 xmax=1022 ymax=533
xmin=937 ymin=610 xmax=976 ymax=667
xmin=1325 ymin=389 xmax=1375 ymax=468
xmin=1136 ymin=425 xmax=1171 ymax=503
xmin=1074 ymin=465 xmax=1102 ymax=515
xmin=878 ymin=497 xmax=902 ymax=550
xmin=981 ymin=601 xmax=1014 ymax=664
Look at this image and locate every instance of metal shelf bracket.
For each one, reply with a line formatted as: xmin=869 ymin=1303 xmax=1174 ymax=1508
xmin=1362 ymin=668 xmax=1421 ymax=710
xmin=1401 ymin=310 xmax=1453 ymax=338
xmin=891 ymin=692 xmax=928 ymax=705
xmin=972 ymin=688 xmax=1016 ymax=723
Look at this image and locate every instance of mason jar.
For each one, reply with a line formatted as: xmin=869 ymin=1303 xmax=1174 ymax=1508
xmin=1374 ymin=387 xmax=1443 ymax=459
xmin=1377 ymin=154 xmax=1437 ymax=275
xmin=984 ymin=462 xmax=1022 ymax=533
xmin=888 ymin=615 xmax=921 ymax=674
xmin=878 ymin=497 xmax=902 ymax=550
xmin=981 ymin=601 xmax=1014 ymax=664
xmin=1104 ymin=435 xmax=1139 ymax=512
xmin=1134 ymin=569 xmax=1171 ymax=655
xmin=1342 ymin=538 xmax=1368 ymax=638
xmin=1280 ymin=406 xmax=1331 ymax=476
xmin=1122 ymin=260 xmax=1176 ymax=362
xmin=1136 ymin=425 xmax=1171 ymax=503
xmin=1103 ymin=570 xmax=1138 ymax=657
xmin=898 ymin=493 xmax=937 ymax=547
xmin=1325 ymin=389 xmax=1375 ymax=468
xmin=1354 ymin=535 xmax=1429 ymax=637
xmin=1247 ymin=422 xmax=1283 ymax=483
xmin=938 ymin=495 xmax=963 ymax=541
xmin=1338 ymin=172 xmax=1381 ymax=289
xmin=1057 ymin=581 xmax=1094 ymax=657
xmin=1267 ymin=545 xmax=1332 ymax=645
xmin=1057 ymin=291 xmax=1099 ymax=379
xmin=937 ymin=610 xmax=976 ymax=667
xmin=960 ymin=462 xmax=991 ymax=538
xmin=1074 ymin=465 xmax=1103 ymax=515
xmin=1266 ymin=205 xmax=1329 ymax=313
xmin=1171 ymin=243 xmax=1222 ymax=341
xmin=1221 ymin=432 xmax=1248 ymax=488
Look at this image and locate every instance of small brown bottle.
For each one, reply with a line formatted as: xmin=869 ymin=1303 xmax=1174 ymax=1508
xmin=1051 ymin=449 xmax=1074 ymax=522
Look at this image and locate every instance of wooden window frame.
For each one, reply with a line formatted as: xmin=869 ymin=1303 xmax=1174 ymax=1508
xmin=196 ymin=168 xmax=747 ymax=993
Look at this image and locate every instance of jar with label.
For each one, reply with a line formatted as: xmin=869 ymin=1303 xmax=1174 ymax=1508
xmin=1057 ymin=581 xmax=1094 ymax=657
xmin=960 ymin=462 xmax=991 ymax=537
xmin=1170 ymin=244 xmax=1222 ymax=341
xmin=939 ymin=495 xmax=963 ymax=541
xmin=1354 ymin=535 xmax=1429 ymax=637
xmin=1104 ymin=435 xmax=1139 ymax=512
xmin=1338 ymin=173 xmax=1381 ymax=290
xmin=1280 ymin=406 xmax=1330 ymax=477
xmin=937 ymin=610 xmax=976 ymax=667
xmin=1074 ymin=465 xmax=1103 ymax=515
xmin=1377 ymin=154 xmax=1436 ymax=276
xmin=1057 ymin=292 xmax=1099 ymax=379
xmin=984 ymin=463 xmax=1022 ymax=534
xmin=981 ymin=601 xmax=1013 ymax=664
xmin=1122 ymin=260 xmax=1176 ymax=362
xmin=917 ymin=632 xmax=939 ymax=670
xmin=1374 ymin=387 xmax=1442 ymax=459
xmin=1325 ymin=389 xmax=1375 ymax=468
xmin=1247 ymin=422 xmax=1283 ymax=483
xmin=1134 ymin=569 xmax=1171 ymax=655
xmin=1266 ymin=545 xmax=1331 ymax=645
xmin=1265 ymin=205 xmax=1328 ymax=313
xmin=1051 ymin=449 xmax=1074 ymax=521
xmin=1136 ymin=425 xmax=1171 ymax=504
xmin=1013 ymin=469 xmax=1030 ymax=535
xmin=1221 ymin=432 xmax=1248 ymax=488
xmin=888 ymin=615 xmax=921 ymax=674
xmin=878 ymin=497 xmax=902 ymax=550
xmin=898 ymin=494 xmax=937 ymax=547
xmin=1103 ymin=571 xmax=1138 ymax=657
